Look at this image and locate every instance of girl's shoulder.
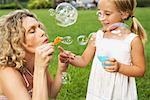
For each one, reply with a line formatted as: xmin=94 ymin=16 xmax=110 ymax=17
xmin=125 ymin=33 xmax=139 ymax=45
xmin=130 ymin=34 xmax=143 ymax=48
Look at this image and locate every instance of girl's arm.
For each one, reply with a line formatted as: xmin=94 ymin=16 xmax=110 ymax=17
xmin=105 ymin=36 xmax=145 ymax=77
xmin=69 ymin=34 xmax=96 ymax=67
xmin=69 ymin=45 xmax=95 ymax=67
xmin=118 ymin=36 xmax=145 ymax=77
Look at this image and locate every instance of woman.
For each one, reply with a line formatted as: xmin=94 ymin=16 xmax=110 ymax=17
xmin=0 ymin=9 xmax=68 ymax=100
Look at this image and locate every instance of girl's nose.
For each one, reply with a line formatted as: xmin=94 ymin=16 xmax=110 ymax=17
xmin=99 ymin=14 xmax=105 ymax=21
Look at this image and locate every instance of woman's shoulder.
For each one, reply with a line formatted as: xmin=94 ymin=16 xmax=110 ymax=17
xmin=0 ymin=66 xmax=19 ymax=75
xmin=0 ymin=67 xmax=22 ymax=83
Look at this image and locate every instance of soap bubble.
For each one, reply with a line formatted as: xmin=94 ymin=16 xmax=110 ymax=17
xmin=53 ymin=36 xmax=73 ymax=45
xmin=77 ymin=35 xmax=88 ymax=45
xmin=61 ymin=36 xmax=73 ymax=45
xmin=62 ymin=72 xmax=71 ymax=84
xmin=77 ymin=32 xmax=95 ymax=45
xmin=48 ymin=2 xmax=78 ymax=27
xmin=109 ymin=23 xmax=129 ymax=34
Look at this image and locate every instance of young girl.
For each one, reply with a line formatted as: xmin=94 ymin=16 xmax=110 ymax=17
xmin=59 ymin=0 xmax=146 ymax=99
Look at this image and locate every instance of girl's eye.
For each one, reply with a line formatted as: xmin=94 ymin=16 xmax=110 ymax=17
xmin=106 ymin=13 xmax=110 ymax=16
xmin=105 ymin=12 xmax=111 ymax=16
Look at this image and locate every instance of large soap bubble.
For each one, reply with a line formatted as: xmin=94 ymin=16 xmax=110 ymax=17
xmin=49 ymin=2 xmax=78 ymax=27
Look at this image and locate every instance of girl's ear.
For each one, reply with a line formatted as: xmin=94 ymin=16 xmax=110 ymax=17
xmin=120 ymin=11 xmax=130 ymax=20
xmin=21 ymin=42 xmax=35 ymax=53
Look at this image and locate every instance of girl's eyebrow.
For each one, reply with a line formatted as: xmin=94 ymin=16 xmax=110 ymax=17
xmin=97 ymin=9 xmax=112 ymax=13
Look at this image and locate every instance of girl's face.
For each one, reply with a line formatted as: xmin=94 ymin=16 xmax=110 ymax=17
xmin=97 ymin=0 xmax=123 ymax=29
xmin=22 ymin=16 xmax=49 ymax=52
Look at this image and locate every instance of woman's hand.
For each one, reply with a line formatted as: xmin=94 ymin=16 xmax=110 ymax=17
xmin=34 ymin=43 xmax=54 ymax=70
xmin=104 ymin=58 xmax=120 ymax=72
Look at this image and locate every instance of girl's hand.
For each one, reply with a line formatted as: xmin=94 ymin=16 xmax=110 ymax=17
xmin=104 ymin=58 xmax=120 ymax=72
xmin=58 ymin=46 xmax=75 ymax=64
xmin=58 ymin=46 xmax=69 ymax=72
xmin=34 ymin=43 xmax=54 ymax=70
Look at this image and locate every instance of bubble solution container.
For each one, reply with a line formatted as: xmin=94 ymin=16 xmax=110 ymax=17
xmin=97 ymin=55 xmax=112 ymax=68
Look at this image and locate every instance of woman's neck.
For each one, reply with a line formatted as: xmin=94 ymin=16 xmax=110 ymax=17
xmin=24 ymin=52 xmax=34 ymax=74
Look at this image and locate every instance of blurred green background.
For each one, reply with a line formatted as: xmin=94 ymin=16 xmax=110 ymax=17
xmin=0 ymin=0 xmax=150 ymax=100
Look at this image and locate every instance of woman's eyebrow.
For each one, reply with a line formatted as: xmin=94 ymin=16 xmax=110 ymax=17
xmin=27 ymin=26 xmax=36 ymax=32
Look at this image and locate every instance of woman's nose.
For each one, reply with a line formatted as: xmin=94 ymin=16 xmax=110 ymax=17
xmin=38 ymin=28 xmax=46 ymax=37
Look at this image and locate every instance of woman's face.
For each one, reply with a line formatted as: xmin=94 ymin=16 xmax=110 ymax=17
xmin=97 ymin=0 xmax=123 ymax=29
xmin=22 ymin=16 xmax=49 ymax=52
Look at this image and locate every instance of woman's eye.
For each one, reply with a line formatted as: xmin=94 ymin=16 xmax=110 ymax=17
xmin=39 ymin=24 xmax=43 ymax=30
xmin=30 ymin=29 xmax=35 ymax=33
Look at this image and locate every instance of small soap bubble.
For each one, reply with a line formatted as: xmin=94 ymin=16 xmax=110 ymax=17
xmin=77 ymin=35 xmax=88 ymax=45
xmin=48 ymin=9 xmax=55 ymax=16
xmin=62 ymin=36 xmax=73 ymax=45
xmin=62 ymin=72 xmax=71 ymax=84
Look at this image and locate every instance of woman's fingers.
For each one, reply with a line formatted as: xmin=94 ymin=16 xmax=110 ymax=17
xmin=35 ymin=43 xmax=55 ymax=69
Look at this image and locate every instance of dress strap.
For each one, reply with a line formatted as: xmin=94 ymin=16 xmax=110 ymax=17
xmin=95 ymin=30 xmax=104 ymax=47
xmin=22 ymin=67 xmax=33 ymax=88
xmin=124 ymin=33 xmax=138 ymax=45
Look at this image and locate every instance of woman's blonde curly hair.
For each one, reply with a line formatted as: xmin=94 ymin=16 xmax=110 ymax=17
xmin=0 ymin=9 xmax=38 ymax=69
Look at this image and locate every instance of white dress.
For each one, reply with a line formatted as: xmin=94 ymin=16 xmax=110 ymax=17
xmin=86 ymin=30 xmax=138 ymax=100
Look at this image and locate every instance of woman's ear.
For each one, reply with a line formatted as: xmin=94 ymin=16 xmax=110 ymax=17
xmin=21 ymin=42 xmax=35 ymax=53
xmin=120 ymin=11 xmax=130 ymax=20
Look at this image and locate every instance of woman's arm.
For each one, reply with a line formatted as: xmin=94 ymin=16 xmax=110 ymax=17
xmin=32 ymin=66 xmax=48 ymax=100
xmin=47 ymin=53 xmax=68 ymax=99
xmin=0 ymin=67 xmax=31 ymax=100
xmin=32 ymin=43 xmax=54 ymax=100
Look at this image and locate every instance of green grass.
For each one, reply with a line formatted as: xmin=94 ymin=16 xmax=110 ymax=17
xmin=0 ymin=8 xmax=150 ymax=100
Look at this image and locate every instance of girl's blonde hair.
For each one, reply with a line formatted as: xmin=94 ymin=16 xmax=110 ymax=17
xmin=113 ymin=0 xmax=147 ymax=43
xmin=0 ymin=9 xmax=37 ymax=69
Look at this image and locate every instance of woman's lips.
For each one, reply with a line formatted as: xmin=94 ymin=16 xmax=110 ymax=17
xmin=43 ymin=38 xmax=49 ymax=43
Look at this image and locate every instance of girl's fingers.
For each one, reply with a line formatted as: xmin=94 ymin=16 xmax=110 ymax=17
xmin=59 ymin=52 xmax=69 ymax=58
xmin=59 ymin=57 xmax=69 ymax=63
xmin=108 ymin=58 xmax=116 ymax=62
xmin=58 ymin=46 xmax=64 ymax=53
xmin=105 ymin=69 xmax=115 ymax=72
